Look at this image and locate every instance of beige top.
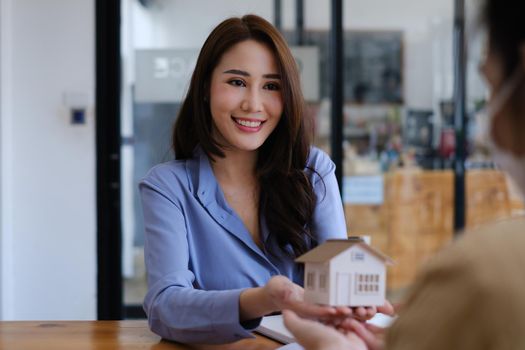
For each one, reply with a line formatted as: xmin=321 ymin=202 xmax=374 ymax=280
xmin=387 ymin=217 xmax=525 ymax=350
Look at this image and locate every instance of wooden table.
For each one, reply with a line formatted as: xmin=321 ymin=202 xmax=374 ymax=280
xmin=0 ymin=320 xmax=282 ymax=350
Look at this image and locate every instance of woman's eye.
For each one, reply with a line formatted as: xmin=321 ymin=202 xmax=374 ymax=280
xmin=228 ymin=79 xmax=246 ymax=87
xmin=265 ymin=82 xmax=281 ymax=91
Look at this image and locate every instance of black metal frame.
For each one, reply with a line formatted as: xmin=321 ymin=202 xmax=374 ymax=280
xmin=330 ymin=0 xmax=344 ymax=193
xmin=453 ymin=0 xmax=467 ymax=232
xmin=274 ymin=0 xmax=282 ymax=31
xmin=96 ymin=0 xmax=123 ymax=320
xmin=296 ymin=0 xmax=304 ymax=45
xmin=124 ymin=305 xmax=147 ymax=319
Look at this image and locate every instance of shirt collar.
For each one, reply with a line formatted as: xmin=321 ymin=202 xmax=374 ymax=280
xmin=187 ymin=145 xmax=223 ymax=208
xmin=186 ymin=145 xmax=277 ymax=265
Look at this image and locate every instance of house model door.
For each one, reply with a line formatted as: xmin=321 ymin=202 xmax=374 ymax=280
xmin=336 ymin=273 xmax=352 ymax=305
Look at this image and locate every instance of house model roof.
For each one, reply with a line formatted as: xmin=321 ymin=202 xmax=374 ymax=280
xmin=295 ymin=237 xmax=394 ymax=265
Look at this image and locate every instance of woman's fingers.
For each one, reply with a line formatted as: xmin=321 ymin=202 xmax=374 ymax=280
xmin=335 ymin=306 xmax=353 ymax=316
xmin=351 ymin=306 xmax=376 ymax=321
xmin=377 ymin=300 xmax=396 ymax=316
xmin=367 ymin=306 xmax=377 ymax=318
xmin=364 ymin=322 xmax=386 ymax=336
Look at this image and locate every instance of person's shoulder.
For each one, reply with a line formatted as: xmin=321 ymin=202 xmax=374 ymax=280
xmin=419 ymin=216 xmax=525 ymax=288
xmin=391 ymin=217 xmax=525 ymax=349
xmin=306 ymin=146 xmax=335 ymax=175
xmin=453 ymin=217 xmax=525 ymax=259
xmin=140 ymin=159 xmax=190 ymax=191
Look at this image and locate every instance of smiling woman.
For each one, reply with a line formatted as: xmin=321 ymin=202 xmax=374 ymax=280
xmin=139 ymin=15 xmax=351 ymax=344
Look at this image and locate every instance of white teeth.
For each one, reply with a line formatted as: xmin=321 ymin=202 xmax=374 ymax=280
xmin=235 ymin=119 xmax=262 ymax=128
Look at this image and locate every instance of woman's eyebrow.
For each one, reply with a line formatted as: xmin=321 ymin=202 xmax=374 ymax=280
xmin=263 ymin=73 xmax=281 ymax=79
xmin=223 ymin=69 xmax=281 ymax=79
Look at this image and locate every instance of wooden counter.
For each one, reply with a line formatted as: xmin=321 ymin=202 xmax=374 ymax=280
xmin=0 ymin=320 xmax=281 ymax=350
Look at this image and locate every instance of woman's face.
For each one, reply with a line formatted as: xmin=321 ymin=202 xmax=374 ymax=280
xmin=208 ymin=39 xmax=284 ymax=154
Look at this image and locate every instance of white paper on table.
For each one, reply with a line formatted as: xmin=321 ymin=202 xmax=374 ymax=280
xmin=255 ymin=315 xmax=294 ymax=344
xmin=368 ymin=313 xmax=396 ymax=327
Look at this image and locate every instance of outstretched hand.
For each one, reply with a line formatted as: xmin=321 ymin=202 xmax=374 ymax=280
xmin=263 ymin=275 xmax=340 ymax=319
xmin=263 ymin=276 xmax=396 ymax=323
xmin=321 ymin=300 xmax=396 ymax=327
xmin=283 ymin=310 xmax=368 ymax=350
xmin=282 ymin=299 xmax=395 ymax=350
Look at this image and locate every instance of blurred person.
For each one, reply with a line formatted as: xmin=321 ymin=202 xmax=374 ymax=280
xmin=284 ymin=0 xmax=525 ymax=349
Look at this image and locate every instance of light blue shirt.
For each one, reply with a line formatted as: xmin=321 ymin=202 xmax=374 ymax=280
xmin=139 ymin=146 xmax=346 ymax=343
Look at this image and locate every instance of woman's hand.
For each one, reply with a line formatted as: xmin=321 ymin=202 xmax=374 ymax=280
xmin=283 ymin=310 xmax=368 ymax=350
xmin=239 ymin=275 xmax=340 ymax=321
xmin=240 ymin=275 xmax=395 ymax=325
xmin=262 ymin=275 xmax=339 ymax=319
xmin=355 ymin=299 xmax=396 ymax=321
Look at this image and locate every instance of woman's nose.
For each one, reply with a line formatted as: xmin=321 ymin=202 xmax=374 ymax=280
xmin=241 ymin=89 xmax=263 ymax=113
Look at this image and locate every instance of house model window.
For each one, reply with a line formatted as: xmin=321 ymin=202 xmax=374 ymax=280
xmin=296 ymin=237 xmax=393 ymax=307
xmin=319 ymin=273 xmax=327 ymax=291
xmin=356 ymin=273 xmax=380 ymax=295
xmin=306 ymin=272 xmax=316 ymax=289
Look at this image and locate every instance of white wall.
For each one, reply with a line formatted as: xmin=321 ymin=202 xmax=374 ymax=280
xmin=0 ymin=0 xmax=96 ymax=320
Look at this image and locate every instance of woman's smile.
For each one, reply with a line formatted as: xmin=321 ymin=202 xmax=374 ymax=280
xmin=231 ymin=116 xmax=266 ymax=132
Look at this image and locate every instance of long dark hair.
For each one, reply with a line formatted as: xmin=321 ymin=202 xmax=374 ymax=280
xmin=172 ymin=15 xmax=316 ymax=257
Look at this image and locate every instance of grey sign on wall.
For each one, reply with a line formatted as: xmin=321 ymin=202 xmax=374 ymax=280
xmin=135 ymin=49 xmax=199 ymax=103
xmin=290 ymin=46 xmax=320 ymax=102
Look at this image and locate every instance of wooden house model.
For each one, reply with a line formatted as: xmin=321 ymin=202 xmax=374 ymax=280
xmin=296 ymin=238 xmax=393 ymax=307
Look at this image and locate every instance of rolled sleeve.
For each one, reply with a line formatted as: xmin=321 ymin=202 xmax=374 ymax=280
xmin=210 ymin=289 xmax=259 ymax=341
